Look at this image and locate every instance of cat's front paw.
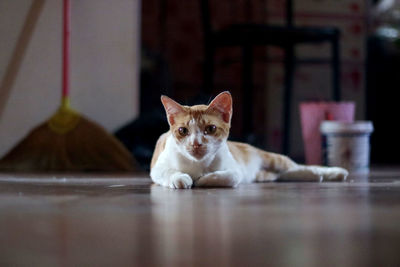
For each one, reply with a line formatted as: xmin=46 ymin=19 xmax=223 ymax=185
xmin=169 ymin=173 xmax=193 ymax=189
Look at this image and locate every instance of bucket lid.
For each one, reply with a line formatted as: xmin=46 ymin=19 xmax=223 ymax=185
xmin=320 ymin=121 xmax=374 ymax=134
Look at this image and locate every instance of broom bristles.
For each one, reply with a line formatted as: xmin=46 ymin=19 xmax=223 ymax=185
xmin=0 ymin=114 xmax=138 ymax=172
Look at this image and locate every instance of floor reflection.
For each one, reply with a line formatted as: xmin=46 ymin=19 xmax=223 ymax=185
xmin=150 ymin=185 xmax=234 ymax=266
xmin=0 ymin=174 xmax=399 ymax=266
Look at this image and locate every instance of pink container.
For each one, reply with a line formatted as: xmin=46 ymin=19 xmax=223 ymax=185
xmin=300 ymin=102 xmax=355 ymax=165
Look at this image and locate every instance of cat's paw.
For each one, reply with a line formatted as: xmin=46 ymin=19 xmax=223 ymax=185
xmin=322 ymin=167 xmax=348 ymax=181
xmin=255 ymin=171 xmax=278 ymax=182
xmin=195 ymin=171 xmax=239 ymax=187
xmin=169 ymin=173 xmax=193 ymax=189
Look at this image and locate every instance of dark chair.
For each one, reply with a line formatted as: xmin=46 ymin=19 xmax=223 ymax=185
xmin=201 ymin=0 xmax=341 ymax=154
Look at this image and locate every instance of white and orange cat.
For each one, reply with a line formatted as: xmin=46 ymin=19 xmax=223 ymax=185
xmin=150 ymin=92 xmax=348 ymax=189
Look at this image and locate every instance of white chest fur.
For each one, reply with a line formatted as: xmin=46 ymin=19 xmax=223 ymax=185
xmin=155 ymin=135 xmax=237 ymax=180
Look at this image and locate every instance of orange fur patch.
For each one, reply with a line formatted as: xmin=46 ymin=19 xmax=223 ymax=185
xmin=228 ymin=141 xmax=253 ymax=165
xmin=150 ymin=132 xmax=168 ymax=169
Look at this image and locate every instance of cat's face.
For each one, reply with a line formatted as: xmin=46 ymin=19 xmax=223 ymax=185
xmin=161 ymin=92 xmax=232 ymax=161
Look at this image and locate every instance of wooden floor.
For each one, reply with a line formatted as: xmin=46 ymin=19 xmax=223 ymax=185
xmin=0 ymin=169 xmax=400 ymax=267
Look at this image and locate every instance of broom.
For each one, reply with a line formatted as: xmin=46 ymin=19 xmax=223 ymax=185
xmin=0 ymin=0 xmax=137 ymax=172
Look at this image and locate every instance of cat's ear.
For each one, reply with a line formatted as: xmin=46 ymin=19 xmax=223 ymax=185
xmin=161 ymin=95 xmax=184 ymax=125
xmin=207 ymin=91 xmax=232 ymax=123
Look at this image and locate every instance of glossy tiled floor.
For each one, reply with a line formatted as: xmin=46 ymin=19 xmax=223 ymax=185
xmin=0 ymin=170 xmax=399 ymax=266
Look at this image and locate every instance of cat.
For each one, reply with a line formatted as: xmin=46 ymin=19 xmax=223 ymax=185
xmin=150 ymin=91 xmax=348 ymax=189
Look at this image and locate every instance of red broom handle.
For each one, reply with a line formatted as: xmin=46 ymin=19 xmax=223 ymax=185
xmin=62 ymin=0 xmax=70 ymax=100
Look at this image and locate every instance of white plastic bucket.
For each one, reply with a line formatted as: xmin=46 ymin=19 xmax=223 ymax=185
xmin=320 ymin=121 xmax=374 ymax=174
xmin=300 ymin=102 xmax=355 ymax=165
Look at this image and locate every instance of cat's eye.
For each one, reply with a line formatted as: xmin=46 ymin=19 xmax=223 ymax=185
xmin=204 ymin=125 xmax=217 ymax=135
xmin=178 ymin=127 xmax=189 ymax=136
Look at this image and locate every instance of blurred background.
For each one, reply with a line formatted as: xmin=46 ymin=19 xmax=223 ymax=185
xmin=1 ymin=0 xmax=400 ymax=171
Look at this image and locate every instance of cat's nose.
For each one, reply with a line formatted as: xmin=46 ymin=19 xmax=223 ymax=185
xmin=193 ymin=143 xmax=202 ymax=149
xmin=192 ymin=141 xmax=202 ymax=149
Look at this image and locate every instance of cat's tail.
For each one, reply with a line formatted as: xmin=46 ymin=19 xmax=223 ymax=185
xmin=257 ymin=148 xmax=348 ymax=181
xmin=277 ymin=165 xmax=349 ymax=181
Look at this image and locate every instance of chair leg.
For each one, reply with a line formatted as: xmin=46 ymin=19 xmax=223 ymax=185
xmin=203 ymin=44 xmax=215 ymax=95
xmin=242 ymin=45 xmax=253 ymax=140
xmin=283 ymin=45 xmax=295 ymax=155
xmin=332 ymin=36 xmax=341 ymax=101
